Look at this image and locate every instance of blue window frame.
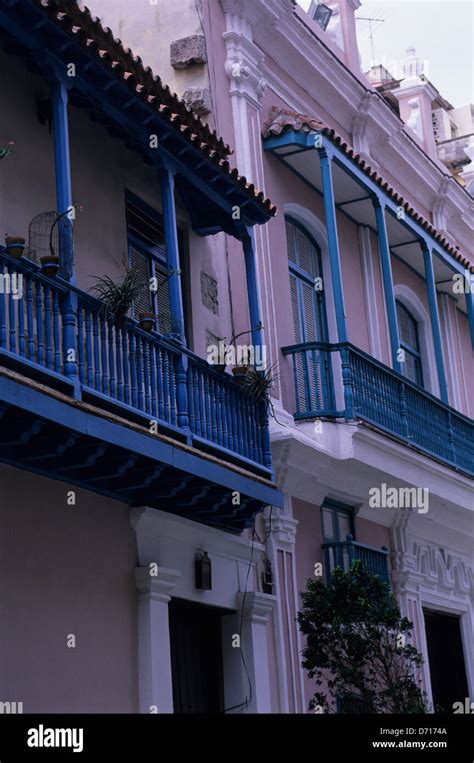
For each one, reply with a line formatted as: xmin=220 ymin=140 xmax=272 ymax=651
xmin=286 ymin=216 xmax=332 ymax=411
xmin=396 ymin=300 xmax=423 ymax=387
xmin=321 ymin=500 xmax=355 ymax=579
xmin=125 ymin=190 xmax=187 ymax=338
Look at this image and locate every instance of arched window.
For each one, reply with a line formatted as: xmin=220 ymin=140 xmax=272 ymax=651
xmin=286 ymin=217 xmax=327 ymax=343
xmin=396 ymin=300 xmax=423 ymax=386
xmin=286 ymin=217 xmax=331 ymax=412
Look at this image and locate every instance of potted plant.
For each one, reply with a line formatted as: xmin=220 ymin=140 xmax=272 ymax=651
xmin=227 ymin=323 xmax=264 ymax=383
xmin=90 ymin=258 xmax=146 ymax=327
xmin=5 ymin=235 xmax=25 ymax=258
xmin=242 ymin=362 xmax=283 ymax=424
xmin=138 ymin=311 xmax=156 ymax=332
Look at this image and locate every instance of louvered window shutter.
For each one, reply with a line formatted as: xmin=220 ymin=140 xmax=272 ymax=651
xmin=396 ymin=300 xmax=423 ymax=386
xmin=129 ymin=246 xmax=152 ymax=317
xmin=153 ymin=259 xmax=173 ymax=336
xmin=286 ymin=218 xmax=329 ymax=412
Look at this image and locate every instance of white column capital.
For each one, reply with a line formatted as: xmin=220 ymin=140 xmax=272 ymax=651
xmin=237 ymin=591 xmax=276 ymax=625
xmin=135 ymin=566 xmax=181 ymax=604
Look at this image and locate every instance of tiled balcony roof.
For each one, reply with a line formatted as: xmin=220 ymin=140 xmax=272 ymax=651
xmin=263 ymin=107 xmax=472 ymax=270
xmin=33 ymin=0 xmax=276 ymax=218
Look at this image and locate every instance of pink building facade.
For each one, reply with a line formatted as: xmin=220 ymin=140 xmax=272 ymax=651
xmin=0 ymin=0 xmax=472 ymax=715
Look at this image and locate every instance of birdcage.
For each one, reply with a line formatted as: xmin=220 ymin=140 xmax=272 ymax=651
xmin=28 ymin=210 xmax=73 ymax=276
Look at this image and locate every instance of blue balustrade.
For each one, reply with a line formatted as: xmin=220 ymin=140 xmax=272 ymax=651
xmin=282 ymin=340 xmax=474 ymax=476
xmin=0 ymin=250 xmax=271 ymax=474
xmin=322 ymin=536 xmax=390 ymax=587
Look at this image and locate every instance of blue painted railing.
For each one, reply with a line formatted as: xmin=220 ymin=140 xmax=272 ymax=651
xmin=0 ymin=250 xmax=271 ymax=474
xmin=322 ymin=535 xmax=390 ymax=587
xmin=282 ymin=341 xmax=474 ymax=476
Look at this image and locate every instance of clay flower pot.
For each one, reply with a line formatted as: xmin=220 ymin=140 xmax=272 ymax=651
xmin=139 ymin=311 xmax=156 ymax=332
xmin=232 ymin=365 xmax=250 ymax=385
xmin=5 ymin=235 xmax=25 ymax=258
xmin=40 ymin=254 xmax=60 ymax=278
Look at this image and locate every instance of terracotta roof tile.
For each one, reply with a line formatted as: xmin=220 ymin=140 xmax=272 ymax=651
xmin=31 ymin=0 xmax=276 ymax=218
xmin=263 ymin=107 xmax=471 ymax=270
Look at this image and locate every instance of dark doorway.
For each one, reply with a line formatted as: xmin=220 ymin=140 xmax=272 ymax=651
xmin=423 ymin=610 xmax=469 ymax=712
xmin=169 ymin=599 xmax=225 ymax=714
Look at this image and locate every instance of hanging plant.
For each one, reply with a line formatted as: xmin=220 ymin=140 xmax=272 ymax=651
xmin=242 ymin=362 xmax=285 ymax=424
xmin=90 ymin=257 xmax=146 ymax=327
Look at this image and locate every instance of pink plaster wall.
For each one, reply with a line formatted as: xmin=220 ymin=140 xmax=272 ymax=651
xmin=0 ymin=465 xmax=139 ymax=713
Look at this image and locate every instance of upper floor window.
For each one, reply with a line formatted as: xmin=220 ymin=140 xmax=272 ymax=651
xmin=286 ymin=216 xmax=327 ymax=343
xmin=125 ymin=193 xmax=173 ymax=337
xmin=396 ymin=300 xmax=423 ymax=386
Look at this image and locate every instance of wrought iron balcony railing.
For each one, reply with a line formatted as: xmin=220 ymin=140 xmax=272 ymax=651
xmin=0 ymin=250 xmax=271 ymax=475
xmin=322 ymin=535 xmax=390 ymax=587
xmin=282 ymin=341 xmax=474 ymax=476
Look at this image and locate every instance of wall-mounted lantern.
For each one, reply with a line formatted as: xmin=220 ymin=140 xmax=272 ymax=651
xmin=312 ymin=2 xmax=333 ymax=32
xmin=195 ymin=551 xmax=212 ymax=590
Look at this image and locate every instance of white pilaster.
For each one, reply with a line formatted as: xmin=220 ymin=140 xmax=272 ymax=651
xmin=135 ymin=566 xmax=181 ymax=714
xmin=237 ymin=591 xmax=276 ymax=713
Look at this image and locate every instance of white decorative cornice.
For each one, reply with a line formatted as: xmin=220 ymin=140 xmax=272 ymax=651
xmin=351 ymin=90 xmax=381 ymax=167
xmin=263 ymin=506 xmax=298 ymax=548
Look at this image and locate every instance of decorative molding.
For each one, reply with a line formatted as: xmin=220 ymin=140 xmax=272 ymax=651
xmin=135 ymin=566 xmax=181 ymax=604
xmin=264 ymin=506 xmax=298 ymax=549
xmin=238 ymin=591 xmax=276 ymax=624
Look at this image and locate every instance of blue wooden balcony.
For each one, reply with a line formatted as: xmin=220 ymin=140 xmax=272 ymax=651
xmin=0 ymin=248 xmax=271 ymax=476
xmin=322 ymin=535 xmax=390 ymax=587
xmin=282 ymin=341 xmax=474 ymax=476
xmin=0 ymin=249 xmax=283 ymax=531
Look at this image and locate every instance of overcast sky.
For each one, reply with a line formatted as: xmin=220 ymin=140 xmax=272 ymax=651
xmin=297 ymin=0 xmax=473 ymax=108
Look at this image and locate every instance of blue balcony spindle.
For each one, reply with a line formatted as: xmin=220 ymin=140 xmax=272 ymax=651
xmin=53 ymin=291 xmax=61 ymax=373
xmin=130 ymin=333 xmax=138 ymax=408
xmin=143 ymin=340 xmax=151 ymax=414
xmin=77 ymin=306 xmax=84 ymax=383
xmin=244 ymin=396 xmax=254 ymax=461
xmin=136 ymin=336 xmax=144 ymax=411
xmin=100 ymin=317 xmax=108 ymax=394
xmin=148 ymin=340 xmax=156 ymax=418
xmin=162 ymin=348 xmax=170 ymax=423
xmin=203 ymin=369 xmax=211 ymax=441
xmin=175 ymin=354 xmax=189 ymax=430
xmin=340 ymin=346 xmax=354 ymax=421
xmin=196 ymin=368 xmax=205 ymax=438
xmin=187 ymin=365 xmax=196 ymax=432
xmin=36 ymin=283 xmax=44 ymax=366
xmin=221 ymin=381 xmax=229 ymax=450
xmin=8 ymin=270 xmax=16 ymax=354
xmin=399 ymin=380 xmax=409 ymax=439
xmin=116 ymin=326 xmax=123 ymax=402
xmin=92 ymin=314 xmax=100 ymax=390
xmin=17 ymin=286 xmax=26 ymax=358
xmin=260 ymin=402 xmax=271 ymax=467
xmin=169 ymin=351 xmax=177 ymax=425
xmin=0 ymin=268 xmax=6 ymax=350
xmin=44 ymin=286 xmax=53 ymax=369
xmin=122 ymin=329 xmax=130 ymax=405
xmin=213 ymin=373 xmax=221 ymax=444
xmin=108 ymin=321 xmax=116 ymax=399
xmin=85 ymin=310 xmax=93 ymax=387
xmin=229 ymin=385 xmax=238 ymax=453
xmin=210 ymin=376 xmax=218 ymax=444
xmin=26 ymin=278 xmax=33 ymax=359
xmin=156 ymin=347 xmax=164 ymax=420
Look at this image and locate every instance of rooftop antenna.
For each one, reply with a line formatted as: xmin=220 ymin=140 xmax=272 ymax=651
xmin=356 ymin=15 xmax=387 ymax=67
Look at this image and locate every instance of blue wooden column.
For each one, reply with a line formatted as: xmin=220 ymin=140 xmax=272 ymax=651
xmin=159 ymin=166 xmax=189 ymax=431
xmin=466 ymin=289 xmax=474 ymax=350
xmin=318 ymin=148 xmax=354 ymax=419
xmin=422 ymin=243 xmax=449 ymax=403
xmin=51 ymin=79 xmax=78 ymax=393
xmin=159 ymin=166 xmax=186 ymax=341
xmin=372 ymin=197 xmax=401 ymax=373
xmin=51 ymin=80 xmax=75 ymax=283
xmin=242 ymin=227 xmax=264 ymax=351
xmin=318 ymin=149 xmax=347 ymax=344
xmin=243 ymin=227 xmax=271 ymax=468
